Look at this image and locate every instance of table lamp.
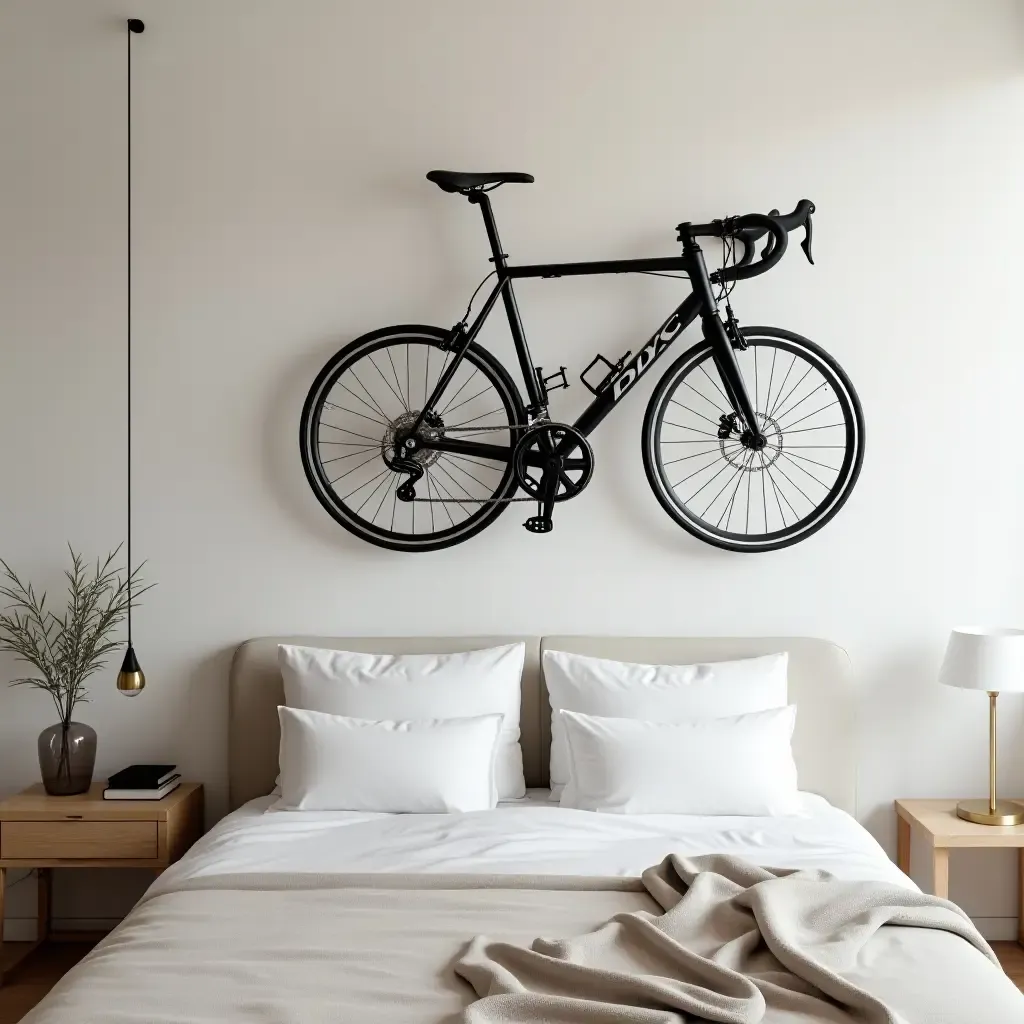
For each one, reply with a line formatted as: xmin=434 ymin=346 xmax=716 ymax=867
xmin=939 ymin=627 xmax=1024 ymax=826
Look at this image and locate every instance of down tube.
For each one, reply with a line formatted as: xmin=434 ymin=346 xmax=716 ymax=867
xmin=573 ymin=293 xmax=702 ymax=437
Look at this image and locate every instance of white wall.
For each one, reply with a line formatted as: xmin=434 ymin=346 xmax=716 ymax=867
xmin=2 ymin=0 xmax=1024 ymax=937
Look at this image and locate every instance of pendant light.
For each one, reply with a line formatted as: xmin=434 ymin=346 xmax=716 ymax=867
xmin=117 ymin=19 xmax=146 ymax=695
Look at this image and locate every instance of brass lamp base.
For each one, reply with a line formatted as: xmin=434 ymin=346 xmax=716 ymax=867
xmin=955 ymin=799 xmax=1024 ymax=826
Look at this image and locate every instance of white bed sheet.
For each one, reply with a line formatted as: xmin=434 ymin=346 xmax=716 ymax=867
xmin=154 ymin=790 xmax=912 ymax=894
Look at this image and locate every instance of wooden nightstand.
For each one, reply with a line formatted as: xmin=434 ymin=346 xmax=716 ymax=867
xmin=0 ymin=782 xmax=203 ymax=983
xmin=895 ymin=798 xmax=1024 ymax=945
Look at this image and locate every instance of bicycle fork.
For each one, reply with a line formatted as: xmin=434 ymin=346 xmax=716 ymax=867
xmin=706 ymin=316 xmax=761 ymax=441
xmin=683 ymin=238 xmax=762 ymax=443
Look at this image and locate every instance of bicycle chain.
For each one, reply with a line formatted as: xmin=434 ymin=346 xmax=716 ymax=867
xmin=439 ymin=424 xmax=529 ymax=432
xmin=405 ymin=422 xmax=536 ymax=504
xmin=408 ymin=494 xmax=535 ymax=504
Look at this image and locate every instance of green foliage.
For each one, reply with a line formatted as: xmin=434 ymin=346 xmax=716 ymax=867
xmin=0 ymin=546 xmax=152 ymax=724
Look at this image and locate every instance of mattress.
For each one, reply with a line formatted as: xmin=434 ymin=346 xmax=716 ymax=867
xmin=25 ymin=794 xmax=1024 ymax=1023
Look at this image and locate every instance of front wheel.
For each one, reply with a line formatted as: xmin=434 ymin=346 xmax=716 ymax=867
xmin=642 ymin=327 xmax=864 ymax=552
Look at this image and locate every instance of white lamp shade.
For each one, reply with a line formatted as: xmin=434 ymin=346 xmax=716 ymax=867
xmin=939 ymin=627 xmax=1024 ymax=693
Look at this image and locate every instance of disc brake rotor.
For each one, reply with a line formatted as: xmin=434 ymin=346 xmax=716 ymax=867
xmin=721 ymin=412 xmax=783 ymax=471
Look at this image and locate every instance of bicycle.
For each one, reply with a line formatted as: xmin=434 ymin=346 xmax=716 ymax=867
xmin=300 ymin=170 xmax=864 ymax=553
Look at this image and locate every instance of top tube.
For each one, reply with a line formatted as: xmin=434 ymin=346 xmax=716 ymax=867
xmin=507 ymin=256 xmax=690 ymax=280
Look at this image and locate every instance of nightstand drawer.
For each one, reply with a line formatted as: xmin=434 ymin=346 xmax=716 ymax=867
xmin=1 ymin=820 xmax=158 ymax=860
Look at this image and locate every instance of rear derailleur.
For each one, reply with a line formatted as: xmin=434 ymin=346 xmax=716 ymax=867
xmin=387 ymin=411 xmax=444 ymax=501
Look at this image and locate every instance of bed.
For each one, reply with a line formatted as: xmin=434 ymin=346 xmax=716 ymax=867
xmin=23 ymin=636 xmax=1024 ymax=1022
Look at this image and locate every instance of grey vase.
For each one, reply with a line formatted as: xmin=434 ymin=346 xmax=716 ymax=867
xmin=38 ymin=721 xmax=97 ymax=796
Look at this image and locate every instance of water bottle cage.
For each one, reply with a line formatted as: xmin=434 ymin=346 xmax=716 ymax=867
xmin=536 ymin=365 xmax=570 ymax=397
xmin=580 ymin=350 xmax=632 ymax=396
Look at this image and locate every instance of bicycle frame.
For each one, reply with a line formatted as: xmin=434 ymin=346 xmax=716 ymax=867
xmin=415 ymin=190 xmax=757 ymax=465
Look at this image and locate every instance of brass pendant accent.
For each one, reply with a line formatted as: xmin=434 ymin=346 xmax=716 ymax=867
xmin=955 ymin=799 xmax=1024 ymax=827
xmin=116 ymin=645 xmax=145 ymax=695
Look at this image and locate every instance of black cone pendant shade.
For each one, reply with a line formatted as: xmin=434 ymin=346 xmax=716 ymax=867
xmin=118 ymin=18 xmax=146 ymax=696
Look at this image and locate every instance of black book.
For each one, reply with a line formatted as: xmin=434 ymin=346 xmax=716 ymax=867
xmin=103 ymin=775 xmax=181 ymax=800
xmin=107 ymin=764 xmax=177 ymax=790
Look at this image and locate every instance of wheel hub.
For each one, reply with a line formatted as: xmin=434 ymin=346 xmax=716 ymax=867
xmin=383 ymin=410 xmax=444 ymax=468
xmin=741 ymin=430 xmax=767 ymax=451
xmin=721 ymin=412 xmax=782 ymax=470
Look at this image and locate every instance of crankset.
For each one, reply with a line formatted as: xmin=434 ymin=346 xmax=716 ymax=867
xmin=513 ymin=423 xmax=594 ymax=534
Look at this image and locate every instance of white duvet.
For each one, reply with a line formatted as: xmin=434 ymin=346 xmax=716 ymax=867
xmin=153 ymin=790 xmax=911 ymax=895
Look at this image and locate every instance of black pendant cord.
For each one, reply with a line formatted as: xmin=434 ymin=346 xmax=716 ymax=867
xmin=127 ymin=20 xmax=132 ymax=645
xmin=126 ymin=19 xmax=143 ymax=647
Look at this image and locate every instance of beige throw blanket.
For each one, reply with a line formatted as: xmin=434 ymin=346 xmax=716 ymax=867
xmin=456 ymin=854 xmax=998 ymax=1024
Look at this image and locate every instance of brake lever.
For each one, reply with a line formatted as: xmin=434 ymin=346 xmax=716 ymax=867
xmin=801 ymin=214 xmax=814 ymax=264
xmin=760 ymin=209 xmax=780 ymax=260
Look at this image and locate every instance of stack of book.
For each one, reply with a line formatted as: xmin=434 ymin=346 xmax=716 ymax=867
xmin=103 ymin=764 xmax=181 ymax=800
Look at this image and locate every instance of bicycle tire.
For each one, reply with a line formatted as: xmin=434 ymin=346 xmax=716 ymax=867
xmin=300 ymin=325 xmax=526 ymax=552
xmin=642 ymin=326 xmax=864 ymax=552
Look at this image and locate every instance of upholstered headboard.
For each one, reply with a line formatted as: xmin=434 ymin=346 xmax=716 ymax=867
xmin=229 ymin=636 xmax=857 ymax=814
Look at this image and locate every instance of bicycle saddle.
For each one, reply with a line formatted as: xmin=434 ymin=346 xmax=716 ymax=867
xmin=426 ymin=170 xmax=534 ymax=193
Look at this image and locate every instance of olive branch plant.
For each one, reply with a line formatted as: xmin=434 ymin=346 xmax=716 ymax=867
xmin=0 ymin=546 xmax=152 ymax=726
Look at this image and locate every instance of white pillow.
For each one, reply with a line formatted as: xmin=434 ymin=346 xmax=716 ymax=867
xmin=274 ymin=706 xmax=502 ymax=813
xmin=543 ymin=650 xmax=788 ymax=793
xmin=559 ymin=706 xmax=800 ymax=815
xmin=278 ymin=643 xmax=526 ymax=799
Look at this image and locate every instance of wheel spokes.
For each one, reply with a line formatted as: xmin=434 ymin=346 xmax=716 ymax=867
xmin=311 ymin=337 xmax=517 ymax=541
xmin=655 ymin=338 xmax=855 ymax=541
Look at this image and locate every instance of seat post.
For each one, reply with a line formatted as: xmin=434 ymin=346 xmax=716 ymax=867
xmin=468 ymin=191 xmax=508 ymax=269
xmin=466 ymin=191 xmax=544 ymax=408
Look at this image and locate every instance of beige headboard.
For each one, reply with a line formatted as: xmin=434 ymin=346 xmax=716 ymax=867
xmin=229 ymin=636 xmax=857 ymax=815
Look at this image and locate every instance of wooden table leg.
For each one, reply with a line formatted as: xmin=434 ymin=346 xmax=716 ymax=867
xmin=932 ymin=845 xmax=949 ymax=900
xmin=0 ymin=868 xmax=52 ymax=988
xmin=897 ymin=815 xmax=911 ymax=875
xmin=0 ymin=867 xmax=6 ymax=986
xmin=1018 ymin=849 xmax=1024 ymax=947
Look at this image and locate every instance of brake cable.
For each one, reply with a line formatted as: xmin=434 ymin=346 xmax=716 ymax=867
xmin=460 ymin=270 xmax=496 ymax=323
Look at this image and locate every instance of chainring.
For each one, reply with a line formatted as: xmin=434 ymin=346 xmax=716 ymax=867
xmin=512 ymin=423 xmax=594 ymax=502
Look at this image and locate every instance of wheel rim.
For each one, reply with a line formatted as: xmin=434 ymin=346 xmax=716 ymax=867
xmin=649 ymin=334 xmax=861 ymax=549
xmin=302 ymin=331 xmax=521 ymax=548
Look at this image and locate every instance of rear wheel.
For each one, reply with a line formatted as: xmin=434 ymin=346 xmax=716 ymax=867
xmin=642 ymin=326 xmax=864 ymax=552
xmin=300 ymin=325 xmax=526 ymax=552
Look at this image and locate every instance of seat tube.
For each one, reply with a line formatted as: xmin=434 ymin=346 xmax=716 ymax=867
xmin=468 ymin=192 xmax=543 ymax=407
xmin=681 ymin=233 xmax=760 ymax=436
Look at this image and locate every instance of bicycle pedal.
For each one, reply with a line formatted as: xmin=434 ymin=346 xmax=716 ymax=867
xmin=523 ymin=515 xmax=553 ymax=534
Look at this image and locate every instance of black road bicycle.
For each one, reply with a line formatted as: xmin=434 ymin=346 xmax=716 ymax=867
xmin=300 ymin=171 xmax=864 ymax=553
